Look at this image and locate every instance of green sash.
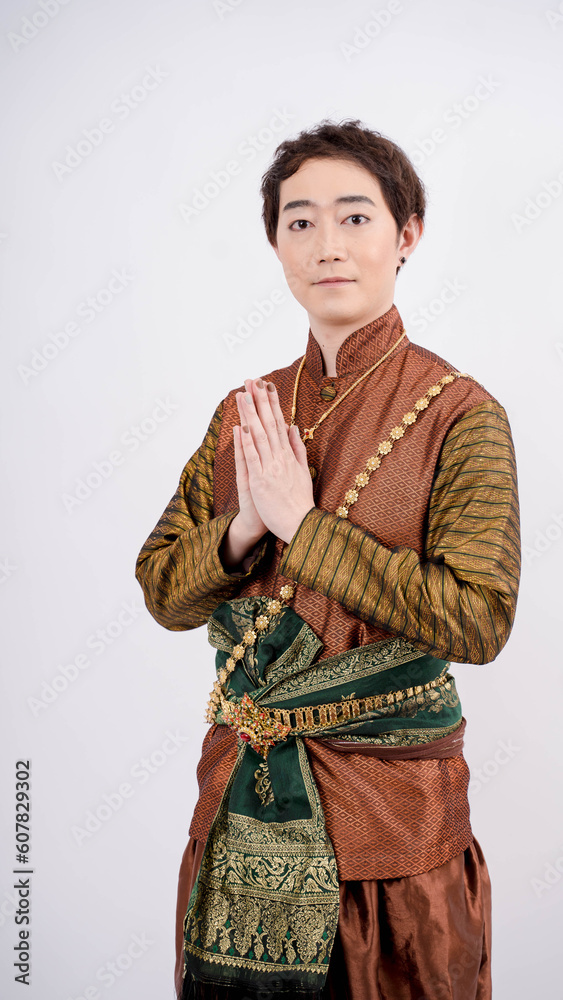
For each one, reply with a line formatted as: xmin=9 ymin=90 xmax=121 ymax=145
xmin=183 ymin=596 xmax=462 ymax=997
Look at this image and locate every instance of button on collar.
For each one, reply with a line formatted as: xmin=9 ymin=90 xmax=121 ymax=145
xmin=320 ymin=384 xmax=337 ymax=401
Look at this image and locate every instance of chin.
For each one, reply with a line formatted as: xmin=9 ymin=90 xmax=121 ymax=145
xmin=317 ymin=299 xmax=365 ymax=323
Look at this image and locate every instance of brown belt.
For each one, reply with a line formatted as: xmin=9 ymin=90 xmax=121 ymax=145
xmin=312 ymin=717 xmax=467 ymax=760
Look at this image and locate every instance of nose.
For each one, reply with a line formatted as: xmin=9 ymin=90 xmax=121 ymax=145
xmin=312 ymin=223 xmax=348 ymax=264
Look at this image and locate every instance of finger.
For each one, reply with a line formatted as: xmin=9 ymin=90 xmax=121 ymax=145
xmin=264 ymin=381 xmax=293 ymax=443
xmin=232 ymin=425 xmax=250 ymax=490
xmin=235 ymin=390 xmax=263 ymax=454
xmin=288 ymin=424 xmax=310 ymax=468
xmin=236 ymin=388 xmax=273 ymax=464
xmin=237 ymin=409 xmax=263 ymax=473
xmin=244 ymin=378 xmax=264 ymax=411
xmin=240 ymin=379 xmax=288 ymax=451
xmin=236 ymin=385 xmax=251 ymax=423
xmin=249 ymin=379 xmax=286 ymax=456
xmin=244 ymin=378 xmax=256 ymax=402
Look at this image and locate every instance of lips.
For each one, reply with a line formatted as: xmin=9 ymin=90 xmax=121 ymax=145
xmin=315 ymin=278 xmax=354 ymax=285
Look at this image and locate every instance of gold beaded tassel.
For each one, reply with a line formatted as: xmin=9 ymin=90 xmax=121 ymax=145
xmin=335 ymin=372 xmax=464 ymax=519
xmin=204 ymin=584 xmax=296 ymax=724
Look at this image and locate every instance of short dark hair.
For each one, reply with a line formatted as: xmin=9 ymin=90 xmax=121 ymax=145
xmin=260 ymin=118 xmax=426 ymax=247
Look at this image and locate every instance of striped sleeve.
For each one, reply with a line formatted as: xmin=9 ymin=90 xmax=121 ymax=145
xmin=278 ymin=401 xmax=521 ymax=664
xmin=135 ymin=401 xmax=267 ymax=631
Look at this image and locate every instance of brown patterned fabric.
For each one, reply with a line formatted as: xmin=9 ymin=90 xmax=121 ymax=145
xmin=191 ymin=723 xmax=239 ymax=837
xmin=188 ymin=721 xmax=473 ymax=881
xmin=307 ymin=738 xmax=472 ymax=879
xmin=135 ymin=302 xmax=521 ymax=879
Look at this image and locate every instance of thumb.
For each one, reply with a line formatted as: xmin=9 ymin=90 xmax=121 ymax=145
xmin=289 ymin=424 xmax=309 ymax=467
xmin=233 ymin=425 xmax=250 ymax=488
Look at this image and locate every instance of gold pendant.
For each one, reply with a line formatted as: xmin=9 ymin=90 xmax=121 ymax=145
xmin=222 ymin=692 xmax=291 ymax=756
xmin=254 ymin=760 xmax=274 ymax=806
xmin=303 ymin=427 xmax=314 ymax=440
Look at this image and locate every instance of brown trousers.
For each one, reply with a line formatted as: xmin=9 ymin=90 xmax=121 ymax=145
xmin=174 ymin=834 xmax=491 ymax=1000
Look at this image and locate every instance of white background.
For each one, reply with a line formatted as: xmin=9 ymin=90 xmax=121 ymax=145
xmin=1 ymin=0 xmax=562 ymax=996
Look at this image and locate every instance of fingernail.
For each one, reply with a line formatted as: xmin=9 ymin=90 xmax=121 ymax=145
xmin=242 ymin=424 xmax=249 ymax=433
xmin=267 ymin=382 xmax=276 ymax=393
xmin=256 ymin=378 xmax=264 ymax=389
xmin=244 ymin=393 xmax=253 ymax=406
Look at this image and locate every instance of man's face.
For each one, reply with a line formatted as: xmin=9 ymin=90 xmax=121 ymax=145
xmin=273 ymin=157 xmax=417 ymax=331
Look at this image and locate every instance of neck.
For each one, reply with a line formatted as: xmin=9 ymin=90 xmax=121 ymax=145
xmin=310 ymin=331 xmax=348 ymax=378
xmin=309 ymin=300 xmax=394 ymax=378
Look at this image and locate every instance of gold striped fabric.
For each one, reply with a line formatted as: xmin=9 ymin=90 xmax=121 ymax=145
xmin=278 ymin=402 xmax=520 ymax=664
xmin=135 ymin=402 xmax=267 ymax=630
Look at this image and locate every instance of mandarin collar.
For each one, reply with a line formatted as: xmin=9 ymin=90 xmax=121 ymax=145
xmin=304 ymin=303 xmax=406 ymax=384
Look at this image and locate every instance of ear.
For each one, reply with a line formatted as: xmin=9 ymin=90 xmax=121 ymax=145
xmin=397 ymin=213 xmax=424 ymax=263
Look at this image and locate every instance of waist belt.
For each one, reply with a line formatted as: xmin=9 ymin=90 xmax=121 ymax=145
xmin=320 ymin=715 xmax=467 ymax=759
xmin=219 ymin=666 xmax=454 ymax=742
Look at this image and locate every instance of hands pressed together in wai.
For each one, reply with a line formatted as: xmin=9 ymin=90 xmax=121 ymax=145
xmin=222 ymin=377 xmax=316 ymax=570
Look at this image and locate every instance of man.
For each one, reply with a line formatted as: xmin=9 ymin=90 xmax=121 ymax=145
xmin=135 ymin=120 xmax=520 ymax=999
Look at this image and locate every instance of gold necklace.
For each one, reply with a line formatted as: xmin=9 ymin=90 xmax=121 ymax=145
xmin=290 ymin=328 xmax=406 ymax=441
xmin=205 ymin=364 xmax=472 ymax=727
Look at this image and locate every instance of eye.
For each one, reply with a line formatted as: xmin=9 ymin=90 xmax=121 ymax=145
xmin=288 ymin=219 xmax=311 ymax=231
xmin=345 ymin=214 xmax=369 ymax=225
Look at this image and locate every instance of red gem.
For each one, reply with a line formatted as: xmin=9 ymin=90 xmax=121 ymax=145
xmin=239 ymin=732 xmax=250 ymax=742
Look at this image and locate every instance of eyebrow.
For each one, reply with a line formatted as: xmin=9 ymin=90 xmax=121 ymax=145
xmin=281 ymin=195 xmax=376 ymax=212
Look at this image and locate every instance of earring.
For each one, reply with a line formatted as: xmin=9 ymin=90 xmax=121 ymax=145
xmin=399 ymin=256 xmax=406 ymax=266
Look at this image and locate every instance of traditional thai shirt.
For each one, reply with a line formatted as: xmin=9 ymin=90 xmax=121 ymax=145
xmin=135 ymin=304 xmax=521 ymax=879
